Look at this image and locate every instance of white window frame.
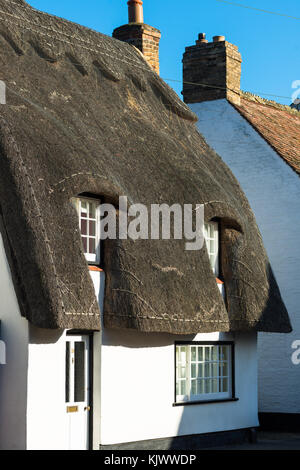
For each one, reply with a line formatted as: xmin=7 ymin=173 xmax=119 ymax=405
xmin=72 ymin=196 xmax=101 ymax=265
xmin=175 ymin=343 xmax=233 ymax=404
xmin=204 ymin=221 xmax=219 ymax=277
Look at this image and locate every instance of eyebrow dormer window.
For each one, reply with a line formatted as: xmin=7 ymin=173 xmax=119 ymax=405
xmin=204 ymin=221 xmax=219 ymax=277
xmin=72 ymin=197 xmax=101 ymax=264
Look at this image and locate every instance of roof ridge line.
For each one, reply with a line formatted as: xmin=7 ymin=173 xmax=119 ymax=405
xmin=0 ymin=14 xmax=157 ymax=75
xmin=0 ymin=8 xmax=147 ymax=67
xmin=241 ymin=91 xmax=300 ymax=117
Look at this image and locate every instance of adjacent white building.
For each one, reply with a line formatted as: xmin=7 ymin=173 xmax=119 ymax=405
xmin=182 ymin=32 xmax=300 ymax=429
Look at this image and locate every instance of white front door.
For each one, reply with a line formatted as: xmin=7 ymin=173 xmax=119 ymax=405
xmin=65 ymin=335 xmax=90 ymax=450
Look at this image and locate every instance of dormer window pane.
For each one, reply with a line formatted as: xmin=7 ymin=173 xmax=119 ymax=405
xmin=80 ymin=219 xmax=87 ymax=235
xmin=204 ymin=222 xmax=219 ymax=277
xmin=89 ymin=202 xmax=96 ymax=218
xmin=89 ymin=221 xmax=96 ymax=237
xmin=81 ymin=202 xmax=88 ymax=218
xmin=72 ymin=197 xmax=101 ymax=264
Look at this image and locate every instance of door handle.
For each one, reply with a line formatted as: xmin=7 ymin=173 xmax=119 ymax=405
xmin=84 ymin=406 xmax=91 ymax=411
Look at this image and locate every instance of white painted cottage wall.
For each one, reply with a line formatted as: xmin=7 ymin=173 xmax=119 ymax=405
xmin=26 ymin=327 xmax=70 ymax=450
xmin=26 ymin=271 xmax=105 ymax=450
xmin=99 ymin=330 xmax=258 ymax=446
xmin=190 ymin=99 xmax=300 ymax=413
xmin=0 ymin=232 xmax=28 ymax=450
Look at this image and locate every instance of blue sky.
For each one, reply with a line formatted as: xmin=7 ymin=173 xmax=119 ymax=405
xmin=28 ymin=0 xmax=299 ymax=105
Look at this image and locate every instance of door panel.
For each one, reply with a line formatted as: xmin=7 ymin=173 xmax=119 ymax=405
xmin=65 ymin=335 xmax=90 ymax=450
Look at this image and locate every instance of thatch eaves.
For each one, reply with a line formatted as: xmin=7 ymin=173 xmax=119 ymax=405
xmin=0 ymin=0 xmax=291 ymax=333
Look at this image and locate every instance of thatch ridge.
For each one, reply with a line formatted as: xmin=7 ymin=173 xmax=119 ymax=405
xmin=0 ymin=0 xmax=291 ymax=333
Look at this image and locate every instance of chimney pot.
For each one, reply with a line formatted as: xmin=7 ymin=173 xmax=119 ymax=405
xmin=213 ymin=35 xmax=225 ymax=42
xmin=196 ymin=33 xmax=208 ymax=44
xmin=127 ymin=0 xmax=144 ymax=23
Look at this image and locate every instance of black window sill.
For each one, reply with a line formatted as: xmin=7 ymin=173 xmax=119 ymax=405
xmin=173 ymin=398 xmax=239 ymax=407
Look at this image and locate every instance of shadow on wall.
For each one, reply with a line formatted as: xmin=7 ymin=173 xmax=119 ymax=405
xmin=29 ymin=324 xmax=65 ymax=344
xmin=257 ymin=263 xmax=292 ymax=333
xmin=102 ymin=327 xmax=196 ymax=349
xmin=221 ymin=218 xmax=291 ymax=333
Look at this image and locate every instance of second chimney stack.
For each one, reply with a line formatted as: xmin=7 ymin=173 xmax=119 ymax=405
xmin=182 ymin=34 xmax=242 ymax=105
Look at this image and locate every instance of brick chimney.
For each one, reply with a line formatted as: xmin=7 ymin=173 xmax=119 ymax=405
xmin=182 ymin=33 xmax=242 ymax=105
xmin=113 ymin=0 xmax=161 ymax=75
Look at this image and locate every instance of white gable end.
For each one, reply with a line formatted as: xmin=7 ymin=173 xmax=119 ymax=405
xmin=190 ymin=99 xmax=300 ymax=414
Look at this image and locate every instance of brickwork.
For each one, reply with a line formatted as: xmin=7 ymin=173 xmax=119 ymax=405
xmin=182 ymin=34 xmax=242 ymax=105
xmin=113 ymin=23 xmax=161 ymax=75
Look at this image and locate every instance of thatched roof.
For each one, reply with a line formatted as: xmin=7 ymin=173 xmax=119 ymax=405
xmin=0 ymin=0 xmax=291 ymax=333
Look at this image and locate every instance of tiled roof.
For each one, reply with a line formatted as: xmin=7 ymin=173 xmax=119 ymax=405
xmin=233 ymin=93 xmax=300 ymax=176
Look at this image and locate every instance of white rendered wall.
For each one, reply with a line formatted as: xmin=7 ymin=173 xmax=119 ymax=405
xmin=26 ymin=270 xmax=105 ymax=450
xmin=26 ymin=327 xmax=69 ymax=450
xmin=0 ymin=232 xmax=29 ymax=450
xmin=190 ymin=99 xmax=300 ymax=413
xmin=99 ymin=330 xmax=258 ymax=445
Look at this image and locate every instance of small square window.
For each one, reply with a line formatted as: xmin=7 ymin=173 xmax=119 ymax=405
xmin=72 ymin=197 xmax=101 ymax=264
xmin=175 ymin=343 xmax=234 ymax=404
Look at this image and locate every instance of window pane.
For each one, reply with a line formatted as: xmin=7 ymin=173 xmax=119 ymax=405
xmin=180 ymin=366 xmax=186 ymax=379
xmin=89 ymin=238 xmax=96 ymax=254
xmin=89 ymin=220 xmax=96 ymax=236
xmin=205 ymin=347 xmax=210 ymax=361
xmin=212 ymin=362 xmax=219 ymax=377
xmin=191 ymin=364 xmax=196 ymax=378
xmin=212 ymin=379 xmax=218 ymax=393
xmin=191 ymin=380 xmax=197 ymax=395
xmin=180 ymin=381 xmax=186 ymax=395
xmin=89 ymin=202 xmax=96 ymax=218
xmin=222 ymin=378 xmax=228 ymax=393
xmin=221 ymin=346 xmax=228 ymax=361
xmin=80 ymin=218 xmax=87 ymax=235
xmin=197 ymin=380 xmax=204 ymax=395
xmin=74 ymin=342 xmax=85 ymax=403
xmin=205 ymin=379 xmax=211 ymax=393
xmin=180 ymin=347 xmax=186 ymax=362
xmin=65 ymin=342 xmax=70 ymax=403
xmin=212 ymin=346 xmax=218 ymax=361
xmin=205 ymin=362 xmax=210 ymax=377
xmin=191 ymin=347 xmax=196 ymax=361
xmin=198 ymin=347 xmax=203 ymax=362
xmin=198 ymin=363 xmax=204 ymax=378
xmin=81 ymin=202 xmax=87 ymax=218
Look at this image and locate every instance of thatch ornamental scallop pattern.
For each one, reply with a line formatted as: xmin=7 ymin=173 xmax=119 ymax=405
xmin=0 ymin=0 xmax=291 ymax=333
